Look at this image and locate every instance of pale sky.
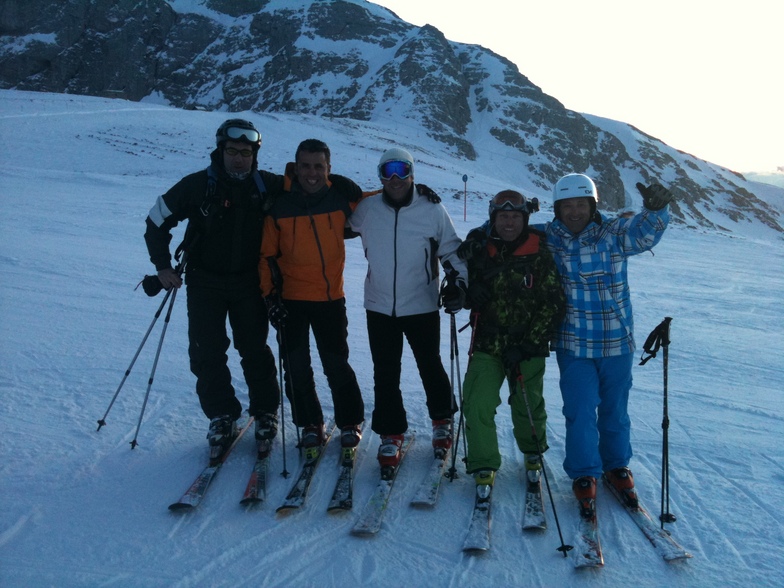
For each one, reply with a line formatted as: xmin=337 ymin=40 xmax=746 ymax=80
xmin=372 ymin=0 xmax=783 ymax=173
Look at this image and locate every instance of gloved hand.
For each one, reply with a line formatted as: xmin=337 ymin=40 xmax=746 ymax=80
xmin=328 ymin=174 xmax=363 ymax=202
xmin=502 ymin=348 xmax=526 ymax=372
xmin=440 ymin=281 xmax=466 ymax=314
xmin=265 ymin=296 xmax=288 ymax=329
xmin=636 ymin=183 xmax=674 ymax=211
xmin=466 ymin=281 xmax=491 ymax=308
xmin=416 ymin=183 xmax=442 ymax=204
xmin=140 ymin=274 xmax=164 ymax=297
xmin=458 ymin=228 xmax=488 ymax=260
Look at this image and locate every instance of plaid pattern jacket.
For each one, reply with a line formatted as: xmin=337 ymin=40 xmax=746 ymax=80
xmin=543 ymin=208 xmax=669 ymax=357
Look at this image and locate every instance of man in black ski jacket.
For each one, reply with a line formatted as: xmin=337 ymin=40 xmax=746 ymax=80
xmin=143 ymin=119 xmax=283 ymax=461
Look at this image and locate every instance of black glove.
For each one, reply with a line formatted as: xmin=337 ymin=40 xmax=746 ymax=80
xmin=329 ymin=174 xmax=363 ymax=202
xmin=265 ymin=296 xmax=288 ymax=329
xmin=502 ymin=348 xmax=526 ymax=372
xmin=416 ymin=183 xmax=441 ymax=204
xmin=139 ymin=274 xmax=163 ymax=297
xmin=440 ymin=281 xmax=466 ymax=314
xmin=466 ymin=281 xmax=491 ymax=308
xmin=458 ymin=228 xmax=487 ymax=261
xmin=636 ymin=183 xmax=674 ymax=211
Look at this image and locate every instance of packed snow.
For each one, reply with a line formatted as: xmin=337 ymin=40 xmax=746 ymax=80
xmin=1 ymin=90 xmax=782 ymax=587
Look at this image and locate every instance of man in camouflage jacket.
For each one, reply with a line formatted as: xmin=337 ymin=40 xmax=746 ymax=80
xmin=460 ymin=191 xmax=565 ymax=485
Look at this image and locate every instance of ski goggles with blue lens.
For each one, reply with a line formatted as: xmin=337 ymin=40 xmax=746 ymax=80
xmin=225 ymin=127 xmax=260 ymax=143
xmin=378 ymin=160 xmax=412 ymax=180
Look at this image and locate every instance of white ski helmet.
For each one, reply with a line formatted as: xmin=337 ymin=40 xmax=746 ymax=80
xmin=552 ymin=173 xmax=598 ymax=203
xmin=378 ymin=147 xmax=414 ymax=179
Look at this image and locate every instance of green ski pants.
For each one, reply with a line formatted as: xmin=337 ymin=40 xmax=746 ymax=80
xmin=462 ymin=352 xmax=548 ymax=473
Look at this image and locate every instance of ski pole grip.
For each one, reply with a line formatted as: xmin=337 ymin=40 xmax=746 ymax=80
xmin=640 ymin=316 xmax=673 ymax=365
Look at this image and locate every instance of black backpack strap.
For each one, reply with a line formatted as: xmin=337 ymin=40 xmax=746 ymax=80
xmin=200 ymin=165 xmax=219 ymax=217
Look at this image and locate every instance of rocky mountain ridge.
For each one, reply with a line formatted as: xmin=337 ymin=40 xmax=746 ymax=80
xmin=1 ymin=0 xmax=781 ymax=233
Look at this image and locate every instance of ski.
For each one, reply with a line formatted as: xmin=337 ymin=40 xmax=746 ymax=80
xmin=239 ymin=439 xmax=272 ymax=506
xmin=275 ymin=422 xmax=336 ymax=513
xmin=462 ymin=483 xmax=492 ymax=553
xmin=602 ymin=475 xmax=692 ymax=561
xmin=351 ymin=433 xmax=415 ymax=536
xmin=327 ymin=445 xmax=359 ymax=511
xmin=573 ymin=500 xmax=603 ymax=568
xmin=522 ymin=471 xmax=547 ymax=531
xmin=410 ymin=447 xmax=450 ymax=507
xmin=168 ymin=417 xmax=254 ymax=511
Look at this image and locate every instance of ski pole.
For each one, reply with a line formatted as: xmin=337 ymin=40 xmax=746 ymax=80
xmin=447 ymin=312 xmax=466 ymax=480
xmin=276 ymin=328 xmax=290 ymax=478
xmin=660 ymin=321 xmax=676 ymax=527
xmin=640 ymin=317 xmax=677 ymax=528
xmin=96 ymin=287 xmax=173 ymax=431
xmin=266 ymin=256 xmax=301 ymax=468
xmin=98 ymin=248 xmax=190 ymax=433
xmin=453 ymin=314 xmax=466 ymax=464
xmin=130 ymin=284 xmax=179 ymax=448
xmin=446 ymin=311 xmax=458 ymax=479
xmin=439 ymin=260 xmax=466 ymax=481
xmin=509 ymin=368 xmax=573 ymax=556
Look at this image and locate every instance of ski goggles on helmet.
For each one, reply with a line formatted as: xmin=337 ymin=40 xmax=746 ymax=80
xmin=378 ymin=160 xmax=412 ymax=180
xmin=488 ymin=193 xmax=539 ymax=216
xmin=224 ymin=126 xmax=260 ymax=144
xmin=489 ymin=199 xmax=528 ymax=214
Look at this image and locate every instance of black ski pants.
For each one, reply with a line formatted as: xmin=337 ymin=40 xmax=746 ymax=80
xmin=366 ymin=310 xmax=456 ymax=436
xmin=186 ymin=270 xmax=279 ymax=421
xmin=277 ymin=298 xmax=364 ymax=430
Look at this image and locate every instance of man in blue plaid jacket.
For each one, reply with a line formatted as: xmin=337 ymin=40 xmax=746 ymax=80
xmin=544 ymin=173 xmax=674 ymax=510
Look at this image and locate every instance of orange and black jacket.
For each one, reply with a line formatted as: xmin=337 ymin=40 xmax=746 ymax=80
xmin=259 ymin=163 xmax=367 ymax=301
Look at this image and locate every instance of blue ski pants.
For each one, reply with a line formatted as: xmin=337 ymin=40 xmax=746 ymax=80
xmin=556 ymin=352 xmax=634 ymax=479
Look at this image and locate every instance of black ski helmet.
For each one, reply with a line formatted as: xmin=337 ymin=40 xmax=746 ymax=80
xmin=488 ymin=190 xmax=539 ymax=228
xmin=215 ymin=119 xmax=261 ymax=150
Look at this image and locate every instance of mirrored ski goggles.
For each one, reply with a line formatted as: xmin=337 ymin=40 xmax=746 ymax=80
xmin=489 ymin=199 xmax=528 ymax=214
xmin=225 ymin=127 xmax=260 ymax=143
xmin=378 ymin=160 xmax=412 ymax=180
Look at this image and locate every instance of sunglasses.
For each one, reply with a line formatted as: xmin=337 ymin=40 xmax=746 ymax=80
xmin=378 ymin=160 xmax=412 ymax=180
xmin=225 ymin=127 xmax=260 ymax=143
xmin=225 ymin=147 xmax=253 ymax=158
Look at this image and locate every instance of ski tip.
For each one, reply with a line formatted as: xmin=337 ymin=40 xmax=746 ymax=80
xmin=410 ymin=500 xmax=436 ymax=509
xmin=574 ymin=559 xmax=604 ymax=569
xmin=168 ymin=502 xmax=195 ymax=512
xmin=462 ymin=545 xmax=490 ymax=555
xmin=240 ymin=497 xmax=263 ymax=507
xmin=275 ymin=503 xmax=302 ymax=515
xmin=522 ymin=523 xmax=547 ymax=531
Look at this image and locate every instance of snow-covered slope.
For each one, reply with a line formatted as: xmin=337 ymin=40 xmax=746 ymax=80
xmin=1 ymin=91 xmax=782 ymax=587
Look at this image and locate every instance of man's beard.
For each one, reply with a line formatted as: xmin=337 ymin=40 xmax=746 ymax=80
xmin=227 ymin=170 xmax=250 ymax=180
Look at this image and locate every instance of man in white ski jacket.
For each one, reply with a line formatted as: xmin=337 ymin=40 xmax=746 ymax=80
xmin=348 ymin=147 xmax=467 ymax=473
